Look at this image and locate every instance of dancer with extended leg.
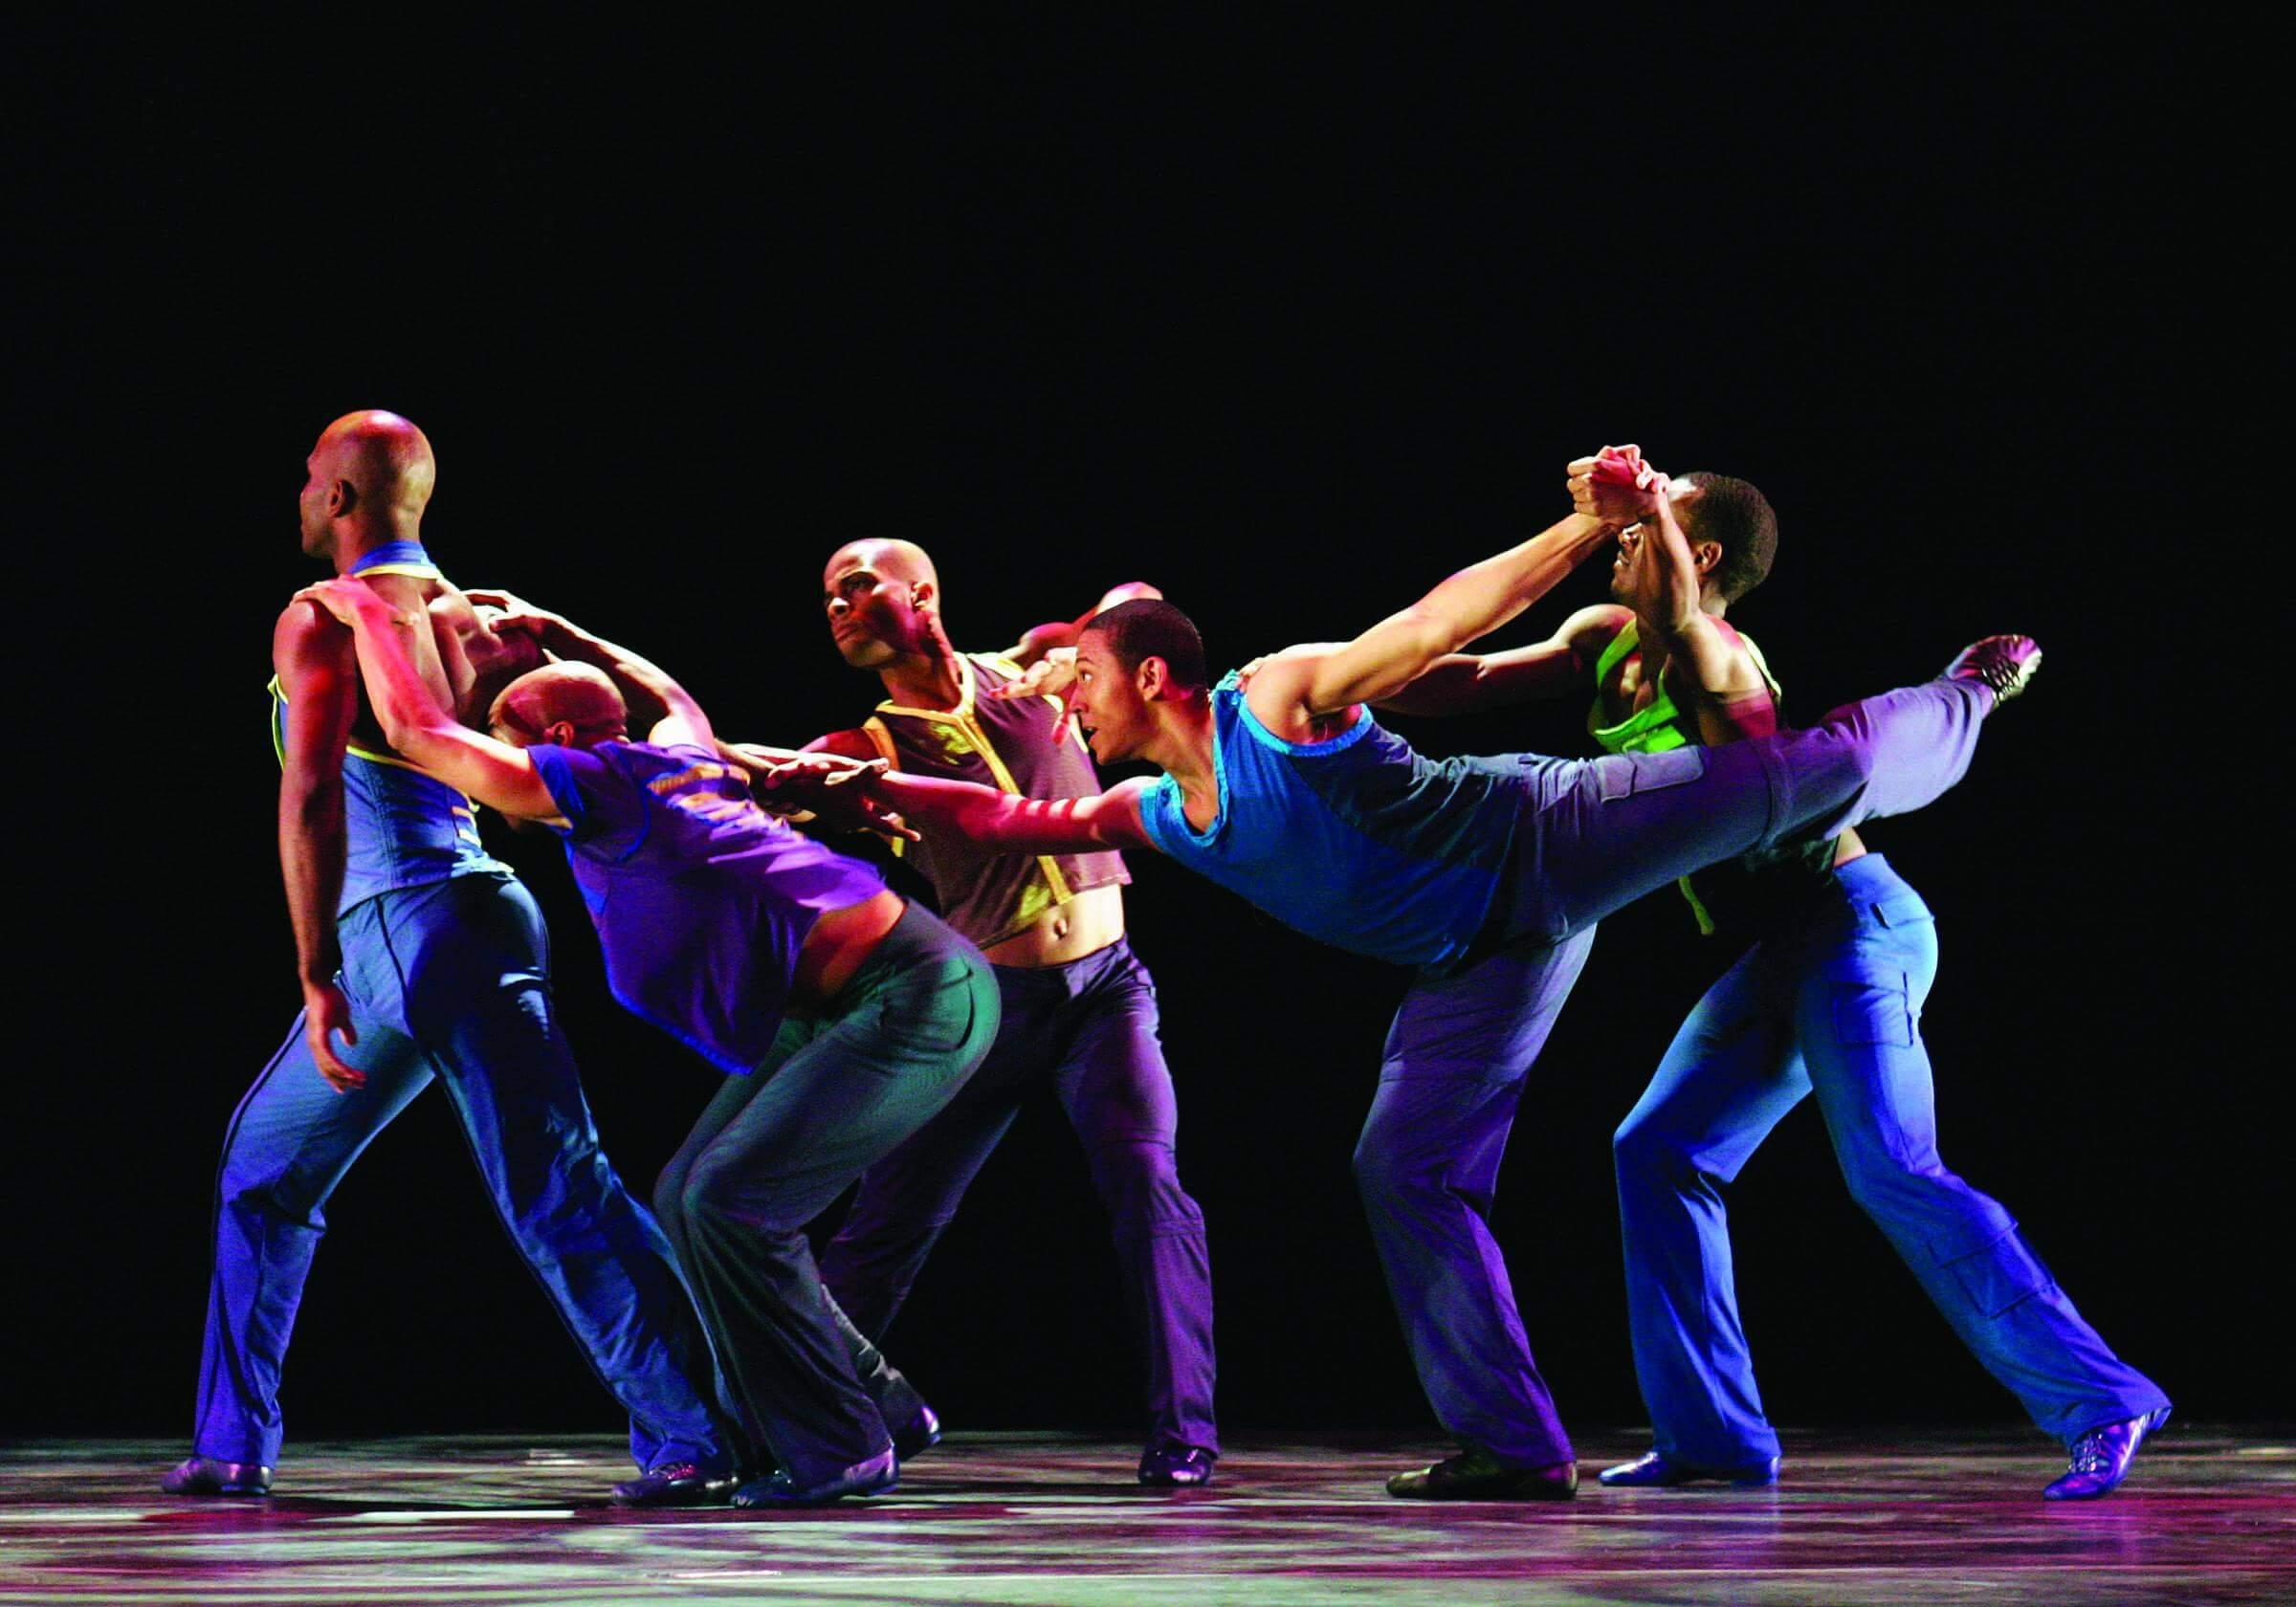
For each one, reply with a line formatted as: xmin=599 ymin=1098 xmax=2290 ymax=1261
xmin=167 ymin=410 xmax=729 ymax=1503
xmin=750 ymin=447 xmax=2028 ymax=1500
xmin=300 ymin=578 xmax=999 ymax=1507
xmin=793 ymin=540 xmax=1218 ymax=1486
xmin=1387 ymin=457 xmax=2167 ymax=1499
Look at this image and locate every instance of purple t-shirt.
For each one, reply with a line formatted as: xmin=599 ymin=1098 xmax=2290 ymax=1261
xmin=529 ymin=739 xmax=886 ymax=1073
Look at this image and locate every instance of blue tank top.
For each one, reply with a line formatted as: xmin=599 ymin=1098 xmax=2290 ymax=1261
xmin=268 ymin=548 xmax=507 ymax=915
xmin=1137 ymin=673 xmax=1522 ymax=968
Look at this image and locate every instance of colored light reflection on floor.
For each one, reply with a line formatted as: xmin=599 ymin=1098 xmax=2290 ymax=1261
xmin=1 ymin=1429 xmax=2290 ymax=1606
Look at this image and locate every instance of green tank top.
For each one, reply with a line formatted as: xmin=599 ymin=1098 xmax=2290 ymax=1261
xmin=1586 ymin=619 xmax=1809 ymax=936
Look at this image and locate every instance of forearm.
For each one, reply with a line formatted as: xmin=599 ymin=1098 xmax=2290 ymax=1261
xmin=339 ymin=599 xmax=460 ymax=752
xmin=530 ymin=617 xmax=686 ymax=729
xmin=876 ymin=772 xmax=1121 ymax=855
xmin=1375 ymin=644 xmax=1584 ymax=716
xmin=278 ymin=774 xmax=346 ymax=988
xmin=1407 ymin=514 xmax=1616 ymax=656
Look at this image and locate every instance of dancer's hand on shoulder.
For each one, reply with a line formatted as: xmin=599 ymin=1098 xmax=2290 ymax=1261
xmin=295 ymin=578 xmax=410 ymax=632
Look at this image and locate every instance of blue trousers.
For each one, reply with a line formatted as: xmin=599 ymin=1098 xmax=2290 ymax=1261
xmin=194 ymin=872 xmax=726 ymax=1472
xmin=820 ymin=937 xmax=1219 ymax=1457
xmin=651 ymin=904 xmax=1000 ymax=1488
xmin=1614 ymin=853 xmax=2169 ymax=1464
xmin=1359 ymin=678 xmax=1993 ymax=1467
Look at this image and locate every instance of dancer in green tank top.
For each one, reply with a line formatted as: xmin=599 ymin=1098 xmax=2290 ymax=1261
xmin=1382 ymin=455 xmax=2167 ymax=1500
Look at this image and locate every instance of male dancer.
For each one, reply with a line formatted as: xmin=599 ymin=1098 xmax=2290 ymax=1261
xmin=800 ymin=539 xmax=1218 ymax=1486
xmin=298 ymin=578 xmax=999 ymax=1506
xmin=754 ymin=448 xmax=2033 ymax=1501
xmin=1383 ymin=462 xmax=2168 ymax=1499
xmin=167 ymin=411 xmax=730 ymax=1504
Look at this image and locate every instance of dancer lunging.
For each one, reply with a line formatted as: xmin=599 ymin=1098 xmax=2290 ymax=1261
xmin=1387 ymin=458 xmax=2165 ymax=1499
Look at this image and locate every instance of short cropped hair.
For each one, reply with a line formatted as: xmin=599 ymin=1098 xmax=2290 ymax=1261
xmin=1677 ymin=473 xmax=1778 ymax=604
xmin=1083 ymin=599 xmax=1208 ymax=690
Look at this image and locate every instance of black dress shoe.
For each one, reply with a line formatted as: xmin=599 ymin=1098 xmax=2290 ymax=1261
xmin=1138 ymin=1445 xmax=1216 ymax=1487
xmin=732 ymin=1448 xmax=899 ymax=1508
xmin=2044 ymin=1407 xmax=2170 ymax=1501
xmin=162 ymin=1456 xmax=273 ymax=1496
xmin=1943 ymin=633 xmax=2042 ymax=704
xmin=610 ymin=1461 xmax=740 ymax=1508
xmin=893 ymin=1404 xmax=941 ymax=1462
xmin=1598 ymin=1450 xmax=1780 ymax=1487
xmin=1386 ymin=1446 xmax=1577 ymax=1501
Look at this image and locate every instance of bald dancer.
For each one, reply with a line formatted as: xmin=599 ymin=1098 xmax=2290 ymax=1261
xmin=802 ymin=541 xmax=1217 ymax=1486
xmin=165 ymin=412 xmax=730 ymax=1504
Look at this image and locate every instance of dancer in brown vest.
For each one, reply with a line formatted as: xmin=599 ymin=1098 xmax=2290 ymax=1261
xmin=800 ymin=539 xmax=1219 ymax=1486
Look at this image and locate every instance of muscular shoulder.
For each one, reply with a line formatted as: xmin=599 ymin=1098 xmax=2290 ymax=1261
xmin=273 ymin=596 xmax=352 ymax=678
xmin=1561 ymin=605 xmax=1634 ymax=662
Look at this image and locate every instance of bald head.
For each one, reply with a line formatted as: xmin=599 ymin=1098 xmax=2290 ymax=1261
xmin=299 ymin=409 xmax=437 ymax=561
xmin=826 ymin=539 xmax=938 ymax=593
xmin=822 ymin=539 xmax=947 ymax=670
xmin=488 ymin=663 xmax=629 ymax=748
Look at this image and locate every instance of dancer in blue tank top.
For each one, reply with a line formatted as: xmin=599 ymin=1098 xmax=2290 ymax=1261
xmin=165 ymin=411 xmax=729 ymax=1505
xmin=755 ymin=446 xmax=2035 ymax=1500
xmin=298 ymin=576 xmax=999 ymax=1508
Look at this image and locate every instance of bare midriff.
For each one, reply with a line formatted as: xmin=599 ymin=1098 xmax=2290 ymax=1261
xmin=982 ymin=882 xmax=1126 ymax=968
xmin=792 ymin=888 xmax=910 ymax=1009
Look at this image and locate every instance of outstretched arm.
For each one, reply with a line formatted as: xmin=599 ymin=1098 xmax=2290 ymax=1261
xmin=1374 ymin=604 xmax=1635 ymax=716
xmin=273 ymin=603 xmax=365 ymax=1092
xmin=1245 ymin=481 xmax=1619 ymax=731
xmin=465 ymin=590 xmax=714 ymax=749
xmin=751 ymin=753 xmax=1159 ymax=856
xmin=298 ymin=580 xmax=564 ymax=822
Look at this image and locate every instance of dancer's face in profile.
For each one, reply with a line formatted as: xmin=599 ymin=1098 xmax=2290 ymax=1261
xmin=822 ymin=548 xmax=932 ymax=670
xmin=1609 ymin=482 xmax=1710 ymax=612
xmin=1070 ymin=634 xmax=1150 ymax=765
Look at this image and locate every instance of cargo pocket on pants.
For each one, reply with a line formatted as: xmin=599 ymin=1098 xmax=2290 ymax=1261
xmin=1830 ymin=977 xmax=1914 ymax=1048
xmin=1595 ymin=746 xmax=1708 ymax=803
xmin=1939 ymin=1223 xmax=2050 ymax=1318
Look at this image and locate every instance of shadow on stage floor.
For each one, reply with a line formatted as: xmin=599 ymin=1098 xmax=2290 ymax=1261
xmin=3 ymin=1427 xmax=2290 ymax=1605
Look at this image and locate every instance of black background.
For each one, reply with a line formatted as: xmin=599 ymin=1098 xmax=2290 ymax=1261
xmin=9 ymin=12 xmax=2280 ymax=1447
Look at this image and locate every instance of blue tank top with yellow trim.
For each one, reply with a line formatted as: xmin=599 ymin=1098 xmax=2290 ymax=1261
xmin=1137 ymin=672 xmax=1521 ymax=969
xmin=269 ymin=543 xmax=509 ymax=915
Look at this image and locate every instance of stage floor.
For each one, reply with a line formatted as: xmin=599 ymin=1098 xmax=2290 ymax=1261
xmin=3 ymin=1428 xmax=2289 ymax=1606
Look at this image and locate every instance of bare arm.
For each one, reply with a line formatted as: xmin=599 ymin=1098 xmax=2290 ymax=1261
xmin=299 ymin=581 xmax=565 ymax=822
xmin=1374 ymin=604 xmax=1635 ymax=716
xmin=874 ymin=772 xmax=1158 ymax=855
xmin=465 ymin=590 xmax=713 ymax=749
xmin=1632 ymin=494 xmax=1770 ymax=704
xmin=1003 ymin=581 xmax=1164 ymax=668
xmin=1246 ymin=511 xmax=1616 ymax=733
xmin=750 ymin=753 xmax=1158 ymax=856
xmin=273 ymin=603 xmax=366 ymax=1091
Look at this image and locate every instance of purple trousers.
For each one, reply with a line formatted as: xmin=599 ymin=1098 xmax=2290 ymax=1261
xmin=1358 ymin=678 xmax=1991 ymax=1467
xmin=821 ymin=936 xmax=1219 ymax=1457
